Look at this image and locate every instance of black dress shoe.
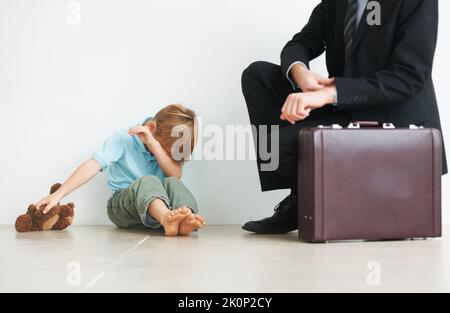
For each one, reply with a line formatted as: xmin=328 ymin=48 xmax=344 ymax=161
xmin=242 ymin=194 xmax=298 ymax=234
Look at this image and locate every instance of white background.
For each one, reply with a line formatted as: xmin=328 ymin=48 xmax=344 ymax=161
xmin=0 ymin=0 xmax=448 ymax=225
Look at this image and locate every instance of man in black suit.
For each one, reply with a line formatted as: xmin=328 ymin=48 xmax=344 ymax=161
xmin=241 ymin=0 xmax=447 ymax=234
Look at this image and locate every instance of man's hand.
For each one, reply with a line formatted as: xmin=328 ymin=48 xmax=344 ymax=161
xmin=290 ymin=63 xmax=335 ymax=92
xmin=36 ymin=192 xmax=63 ymax=214
xmin=129 ymin=126 xmax=157 ymax=147
xmin=281 ymin=85 xmax=337 ymax=124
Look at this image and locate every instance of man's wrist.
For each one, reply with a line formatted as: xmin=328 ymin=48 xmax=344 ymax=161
xmin=322 ymin=85 xmax=337 ymax=105
xmin=286 ymin=62 xmax=308 ymax=91
xmin=289 ymin=63 xmax=308 ymax=90
xmin=291 ymin=62 xmax=308 ymax=78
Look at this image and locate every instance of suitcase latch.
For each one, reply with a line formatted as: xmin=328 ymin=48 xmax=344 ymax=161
xmin=409 ymin=125 xmax=425 ymax=130
xmin=318 ymin=124 xmax=343 ymax=129
xmin=348 ymin=123 xmax=361 ymax=129
xmin=347 ymin=122 xmax=396 ymax=129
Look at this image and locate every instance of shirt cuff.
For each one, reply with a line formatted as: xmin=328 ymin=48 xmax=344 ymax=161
xmin=286 ymin=61 xmax=307 ymax=91
xmin=92 ymin=154 xmax=108 ymax=172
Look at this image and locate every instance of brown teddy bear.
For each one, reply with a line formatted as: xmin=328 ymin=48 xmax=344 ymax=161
xmin=15 ymin=183 xmax=75 ymax=233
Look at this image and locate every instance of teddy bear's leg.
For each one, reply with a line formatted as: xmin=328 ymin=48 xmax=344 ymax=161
xmin=42 ymin=215 xmax=60 ymax=231
xmin=38 ymin=206 xmax=61 ymax=231
xmin=15 ymin=214 xmax=33 ymax=233
xmin=51 ymin=218 xmax=73 ymax=231
xmin=52 ymin=205 xmax=75 ymax=231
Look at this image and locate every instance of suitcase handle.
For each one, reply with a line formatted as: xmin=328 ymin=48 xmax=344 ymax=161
xmin=349 ymin=122 xmax=396 ymax=129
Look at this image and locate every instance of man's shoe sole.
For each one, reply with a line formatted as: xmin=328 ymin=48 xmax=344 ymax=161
xmin=241 ymin=224 xmax=298 ymax=235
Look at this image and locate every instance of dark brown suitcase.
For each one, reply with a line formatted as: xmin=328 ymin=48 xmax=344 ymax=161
xmin=298 ymin=122 xmax=442 ymax=243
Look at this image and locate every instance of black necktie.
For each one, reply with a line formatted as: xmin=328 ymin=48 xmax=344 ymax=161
xmin=344 ymin=0 xmax=359 ymax=52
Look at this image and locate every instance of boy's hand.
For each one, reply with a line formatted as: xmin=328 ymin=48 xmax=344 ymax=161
xmin=128 ymin=126 xmax=156 ymax=146
xmin=35 ymin=193 xmax=62 ymax=214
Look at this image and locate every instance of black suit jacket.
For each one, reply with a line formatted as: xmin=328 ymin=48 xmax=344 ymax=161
xmin=281 ymin=0 xmax=447 ymax=174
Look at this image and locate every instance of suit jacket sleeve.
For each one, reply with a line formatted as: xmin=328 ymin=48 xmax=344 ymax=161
xmin=335 ymin=0 xmax=438 ymax=109
xmin=280 ymin=2 xmax=326 ymax=76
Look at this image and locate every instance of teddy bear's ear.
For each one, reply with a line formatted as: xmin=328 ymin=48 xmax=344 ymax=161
xmin=50 ymin=183 xmax=62 ymax=195
xmin=27 ymin=204 xmax=37 ymax=215
xmin=61 ymin=204 xmax=75 ymax=218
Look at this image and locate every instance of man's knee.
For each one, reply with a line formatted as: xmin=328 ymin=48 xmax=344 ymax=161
xmin=242 ymin=61 xmax=266 ymax=82
xmin=241 ymin=61 xmax=276 ymax=92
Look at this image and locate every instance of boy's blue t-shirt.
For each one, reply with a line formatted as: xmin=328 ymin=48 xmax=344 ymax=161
xmin=93 ymin=120 xmax=165 ymax=192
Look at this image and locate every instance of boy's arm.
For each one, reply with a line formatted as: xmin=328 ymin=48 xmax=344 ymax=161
xmin=148 ymin=141 xmax=183 ymax=179
xmin=36 ymin=159 xmax=101 ymax=214
xmin=128 ymin=126 xmax=183 ymax=179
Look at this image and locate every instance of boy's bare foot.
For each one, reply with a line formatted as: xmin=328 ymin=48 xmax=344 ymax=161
xmin=161 ymin=207 xmax=190 ymax=236
xmin=179 ymin=213 xmax=206 ymax=236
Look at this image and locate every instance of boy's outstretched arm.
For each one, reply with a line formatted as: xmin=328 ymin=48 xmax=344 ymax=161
xmin=36 ymin=159 xmax=101 ymax=214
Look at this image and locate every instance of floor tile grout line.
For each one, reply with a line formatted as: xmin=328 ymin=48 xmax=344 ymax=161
xmin=78 ymin=235 xmax=151 ymax=293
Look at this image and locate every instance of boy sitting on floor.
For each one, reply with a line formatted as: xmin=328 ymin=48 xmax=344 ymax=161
xmin=36 ymin=104 xmax=205 ymax=236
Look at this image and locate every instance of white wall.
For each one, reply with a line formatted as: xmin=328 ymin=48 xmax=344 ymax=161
xmin=0 ymin=0 xmax=449 ymax=225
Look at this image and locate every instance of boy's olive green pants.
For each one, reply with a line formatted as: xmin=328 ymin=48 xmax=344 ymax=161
xmin=107 ymin=176 xmax=198 ymax=229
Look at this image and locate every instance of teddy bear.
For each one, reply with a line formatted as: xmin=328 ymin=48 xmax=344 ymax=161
xmin=15 ymin=183 xmax=75 ymax=233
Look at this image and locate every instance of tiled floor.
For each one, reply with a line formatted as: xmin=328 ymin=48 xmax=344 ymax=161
xmin=1 ymin=225 xmax=449 ymax=293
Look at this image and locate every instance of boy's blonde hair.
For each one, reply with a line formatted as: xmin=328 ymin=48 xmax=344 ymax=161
xmin=149 ymin=104 xmax=197 ymax=162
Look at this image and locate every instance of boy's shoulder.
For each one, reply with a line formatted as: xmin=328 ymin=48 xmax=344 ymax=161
xmin=106 ymin=129 xmax=135 ymax=146
xmin=115 ymin=128 xmax=130 ymax=138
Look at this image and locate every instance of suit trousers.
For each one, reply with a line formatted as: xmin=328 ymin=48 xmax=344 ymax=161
xmin=241 ymin=61 xmax=352 ymax=192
